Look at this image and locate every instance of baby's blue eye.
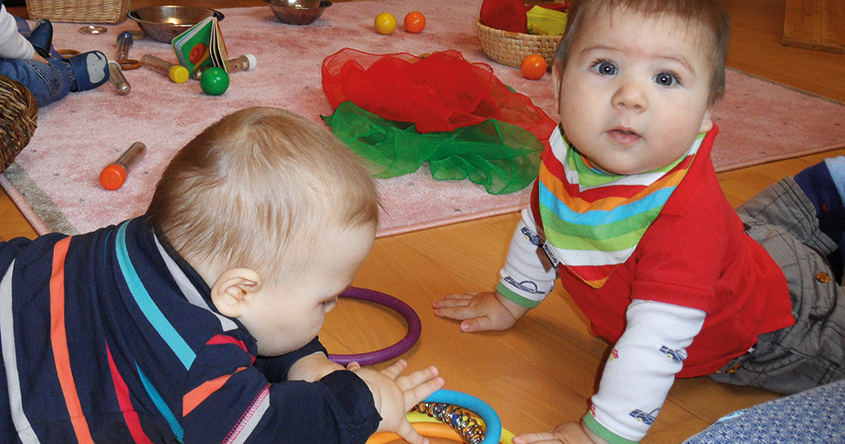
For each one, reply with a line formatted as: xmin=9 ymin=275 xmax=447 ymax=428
xmin=592 ymin=60 xmax=617 ymax=76
xmin=654 ymin=72 xmax=678 ymax=87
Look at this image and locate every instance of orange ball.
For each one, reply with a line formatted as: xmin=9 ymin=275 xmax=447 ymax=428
xmin=404 ymin=11 xmax=426 ymax=33
xmin=521 ymin=54 xmax=547 ymax=80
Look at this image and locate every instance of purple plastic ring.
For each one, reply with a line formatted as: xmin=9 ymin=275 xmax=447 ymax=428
xmin=328 ymin=287 xmax=422 ymax=366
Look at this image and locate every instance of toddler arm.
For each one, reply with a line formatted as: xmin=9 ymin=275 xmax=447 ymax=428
xmin=183 ymin=357 xmax=382 ymax=443
xmin=433 ymin=207 xmax=554 ymax=332
xmin=0 ymin=5 xmax=35 ymax=60
xmin=585 ymin=300 xmax=705 ymax=443
xmin=511 ymin=301 xmax=705 ymax=444
xmin=496 ymin=207 xmax=557 ymax=308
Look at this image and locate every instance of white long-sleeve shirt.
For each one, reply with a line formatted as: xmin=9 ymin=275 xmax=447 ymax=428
xmin=0 ymin=4 xmax=35 ymax=60
xmin=498 ymin=208 xmax=707 ymax=443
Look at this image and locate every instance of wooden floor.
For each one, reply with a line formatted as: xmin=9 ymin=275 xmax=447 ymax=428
xmin=3 ymin=1 xmax=845 ymax=442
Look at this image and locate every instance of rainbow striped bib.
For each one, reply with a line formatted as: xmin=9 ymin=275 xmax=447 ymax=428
xmin=538 ymin=126 xmax=702 ymax=288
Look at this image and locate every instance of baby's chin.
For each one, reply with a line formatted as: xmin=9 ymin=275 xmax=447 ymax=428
xmin=589 ymin=149 xmax=676 ymax=176
xmin=588 ymin=157 xmax=647 ymax=176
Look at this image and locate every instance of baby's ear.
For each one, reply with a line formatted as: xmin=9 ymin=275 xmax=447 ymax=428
xmin=210 ymin=268 xmax=262 ymax=318
xmin=699 ymin=104 xmax=715 ymax=134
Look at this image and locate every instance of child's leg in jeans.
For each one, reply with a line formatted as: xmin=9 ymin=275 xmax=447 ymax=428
xmin=2 ymin=16 xmax=109 ymax=107
xmin=0 ymin=51 xmax=109 ymax=107
xmin=794 ymin=157 xmax=845 ymax=276
xmin=0 ymin=58 xmax=71 ymax=107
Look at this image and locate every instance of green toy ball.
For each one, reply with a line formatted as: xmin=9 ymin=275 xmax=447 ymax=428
xmin=200 ymin=67 xmax=229 ymax=96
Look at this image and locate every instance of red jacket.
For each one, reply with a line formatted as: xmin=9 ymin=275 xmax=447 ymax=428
xmin=533 ymin=128 xmax=795 ymax=377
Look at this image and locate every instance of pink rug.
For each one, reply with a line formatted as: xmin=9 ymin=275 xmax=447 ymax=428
xmin=3 ymin=0 xmax=845 ymax=237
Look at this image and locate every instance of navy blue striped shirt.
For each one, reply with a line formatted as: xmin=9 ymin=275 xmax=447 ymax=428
xmin=0 ymin=217 xmax=379 ymax=443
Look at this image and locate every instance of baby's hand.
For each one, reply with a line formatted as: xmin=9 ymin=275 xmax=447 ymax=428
xmin=351 ymin=360 xmax=444 ymax=444
xmin=433 ymin=291 xmax=529 ymax=332
xmin=513 ymin=422 xmax=607 ymax=444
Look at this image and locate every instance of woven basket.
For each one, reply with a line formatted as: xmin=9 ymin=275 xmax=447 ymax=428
xmin=27 ymin=0 xmax=131 ymax=23
xmin=0 ymin=76 xmax=38 ymax=173
xmin=476 ymin=20 xmax=562 ymax=69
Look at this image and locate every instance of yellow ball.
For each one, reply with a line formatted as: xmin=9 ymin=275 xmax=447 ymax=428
xmin=375 ymin=12 xmax=397 ymax=35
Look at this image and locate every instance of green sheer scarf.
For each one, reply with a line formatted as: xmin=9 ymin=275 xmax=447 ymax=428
xmin=323 ymin=101 xmax=544 ymax=194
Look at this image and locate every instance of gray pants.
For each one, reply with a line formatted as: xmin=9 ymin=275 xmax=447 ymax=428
xmin=709 ymin=177 xmax=845 ymax=394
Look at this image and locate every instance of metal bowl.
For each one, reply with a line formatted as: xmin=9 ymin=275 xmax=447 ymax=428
xmin=127 ymin=6 xmax=225 ymax=43
xmin=266 ymin=0 xmax=332 ymax=26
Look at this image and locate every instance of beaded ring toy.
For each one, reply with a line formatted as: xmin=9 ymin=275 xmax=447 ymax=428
xmin=327 ymin=287 xmax=422 ymax=366
xmin=404 ymin=413 xmax=516 ymax=444
xmin=366 ymin=389 xmax=510 ymax=444
xmin=367 ymin=422 xmax=515 ymax=444
xmin=421 ymin=390 xmax=502 ymax=444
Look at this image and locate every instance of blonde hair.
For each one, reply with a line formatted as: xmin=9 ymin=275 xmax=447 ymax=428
xmin=147 ymin=107 xmax=379 ymax=283
xmin=553 ymin=0 xmax=730 ymax=106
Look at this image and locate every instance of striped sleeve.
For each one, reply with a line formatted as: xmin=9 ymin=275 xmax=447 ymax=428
xmin=180 ymin=334 xmax=379 ymax=444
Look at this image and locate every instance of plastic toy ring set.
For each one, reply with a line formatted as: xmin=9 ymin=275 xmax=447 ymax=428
xmin=329 ymin=287 xmax=422 ymax=366
xmin=368 ymin=389 xmax=515 ymax=444
xmin=330 ymin=288 xmax=512 ymax=444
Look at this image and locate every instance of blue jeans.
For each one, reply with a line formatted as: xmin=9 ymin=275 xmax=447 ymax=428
xmin=0 ymin=14 xmax=72 ymax=107
xmin=0 ymin=57 xmax=72 ymax=107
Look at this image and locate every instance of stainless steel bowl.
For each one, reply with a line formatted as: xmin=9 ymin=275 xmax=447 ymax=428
xmin=127 ymin=6 xmax=225 ymax=43
xmin=266 ymin=0 xmax=332 ymax=26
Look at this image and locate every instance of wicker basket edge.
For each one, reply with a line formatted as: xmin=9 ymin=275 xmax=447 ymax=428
xmin=0 ymin=76 xmax=38 ymax=173
xmin=475 ymin=20 xmax=562 ymax=69
xmin=26 ymin=0 xmax=131 ymax=23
